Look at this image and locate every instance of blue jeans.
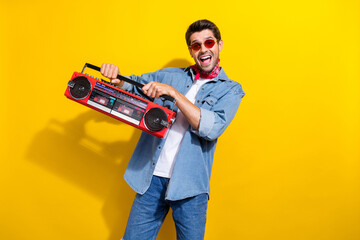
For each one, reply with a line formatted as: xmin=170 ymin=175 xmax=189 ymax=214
xmin=123 ymin=176 xmax=208 ymax=240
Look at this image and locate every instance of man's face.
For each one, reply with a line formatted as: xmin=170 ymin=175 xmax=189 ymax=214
xmin=188 ymin=29 xmax=223 ymax=72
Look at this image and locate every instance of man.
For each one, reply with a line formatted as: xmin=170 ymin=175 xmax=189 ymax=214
xmin=101 ymin=19 xmax=245 ymax=240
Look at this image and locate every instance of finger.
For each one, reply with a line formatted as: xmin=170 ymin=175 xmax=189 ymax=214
xmin=155 ymin=86 xmax=164 ymax=98
xmin=111 ymin=65 xmax=119 ymax=79
xmin=142 ymin=81 xmax=152 ymax=92
xmin=101 ymin=63 xmax=110 ymax=77
xmin=155 ymin=87 xmax=163 ymax=98
xmin=145 ymin=82 xmax=155 ymax=97
xmin=111 ymin=79 xmax=121 ymax=84
xmin=108 ymin=64 xmax=115 ymax=78
xmin=101 ymin=63 xmax=105 ymax=75
xmin=108 ymin=64 xmax=115 ymax=79
xmin=103 ymin=64 xmax=109 ymax=78
xmin=152 ymin=85 xmax=161 ymax=98
xmin=151 ymin=85 xmax=159 ymax=98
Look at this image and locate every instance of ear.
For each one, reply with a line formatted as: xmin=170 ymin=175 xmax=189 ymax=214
xmin=188 ymin=47 xmax=194 ymax=59
xmin=218 ymin=40 xmax=223 ymax=51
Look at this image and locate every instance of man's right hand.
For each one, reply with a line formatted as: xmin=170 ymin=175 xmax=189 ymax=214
xmin=100 ymin=63 xmax=124 ymax=88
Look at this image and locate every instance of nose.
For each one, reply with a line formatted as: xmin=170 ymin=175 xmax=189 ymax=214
xmin=200 ymin=43 xmax=208 ymax=52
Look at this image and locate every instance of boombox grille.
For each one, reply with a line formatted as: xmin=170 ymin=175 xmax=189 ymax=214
xmin=68 ymin=76 xmax=91 ymax=100
xmin=144 ymin=108 xmax=168 ymax=132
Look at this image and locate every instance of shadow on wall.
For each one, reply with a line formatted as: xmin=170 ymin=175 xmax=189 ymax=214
xmin=26 ymin=58 xmax=192 ymax=240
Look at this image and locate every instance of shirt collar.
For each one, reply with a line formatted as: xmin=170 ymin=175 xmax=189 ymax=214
xmin=184 ymin=66 xmax=230 ymax=82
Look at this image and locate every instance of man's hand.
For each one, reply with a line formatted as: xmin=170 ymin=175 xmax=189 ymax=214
xmin=100 ymin=63 xmax=124 ymax=88
xmin=143 ymin=81 xmax=201 ymax=130
xmin=142 ymin=81 xmax=177 ymax=99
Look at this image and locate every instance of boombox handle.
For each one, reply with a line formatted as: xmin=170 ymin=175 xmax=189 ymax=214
xmin=83 ymin=63 xmax=175 ymax=103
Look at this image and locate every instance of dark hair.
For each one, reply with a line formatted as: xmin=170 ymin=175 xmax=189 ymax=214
xmin=185 ymin=19 xmax=221 ymax=47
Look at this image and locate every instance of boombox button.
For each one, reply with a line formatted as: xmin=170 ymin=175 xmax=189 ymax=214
xmin=68 ymin=81 xmax=75 ymax=88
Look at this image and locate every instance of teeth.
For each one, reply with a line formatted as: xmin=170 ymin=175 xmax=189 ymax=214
xmin=200 ymin=56 xmax=211 ymax=60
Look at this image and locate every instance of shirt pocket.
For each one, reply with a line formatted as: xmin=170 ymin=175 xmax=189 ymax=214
xmin=201 ymin=95 xmax=218 ymax=110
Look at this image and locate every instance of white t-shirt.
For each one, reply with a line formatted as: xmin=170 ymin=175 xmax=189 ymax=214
xmin=153 ymin=78 xmax=212 ymax=178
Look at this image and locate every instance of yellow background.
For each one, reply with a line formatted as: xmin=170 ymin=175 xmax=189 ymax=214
xmin=1 ymin=0 xmax=359 ymax=239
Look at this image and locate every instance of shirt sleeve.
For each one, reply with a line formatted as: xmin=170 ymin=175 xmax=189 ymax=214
xmin=121 ymin=72 xmax=159 ymax=96
xmin=191 ymin=83 xmax=245 ymax=141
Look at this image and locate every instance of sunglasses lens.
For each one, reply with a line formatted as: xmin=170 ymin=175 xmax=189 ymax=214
xmin=204 ymin=39 xmax=215 ymax=48
xmin=191 ymin=43 xmax=201 ymax=51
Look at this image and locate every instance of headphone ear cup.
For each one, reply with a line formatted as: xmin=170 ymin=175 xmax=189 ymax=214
xmin=144 ymin=108 xmax=167 ymax=132
xmin=69 ymin=76 xmax=91 ymax=100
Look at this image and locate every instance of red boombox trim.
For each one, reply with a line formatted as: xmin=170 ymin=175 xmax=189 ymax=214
xmin=64 ymin=63 xmax=176 ymax=138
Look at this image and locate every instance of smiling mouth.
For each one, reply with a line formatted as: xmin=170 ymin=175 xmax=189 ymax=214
xmin=200 ymin=55 xmax=212 ymax=65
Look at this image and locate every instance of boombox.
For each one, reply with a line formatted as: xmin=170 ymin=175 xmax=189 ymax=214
xmin=65 ymin=63 xmax=177 ymax=138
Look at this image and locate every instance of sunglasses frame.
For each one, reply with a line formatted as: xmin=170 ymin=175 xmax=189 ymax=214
xmin=189 ymin=39 xmax=217 ymax=52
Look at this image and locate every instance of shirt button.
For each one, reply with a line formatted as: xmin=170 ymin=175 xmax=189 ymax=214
xmin=187 ymin=85 xmax=190 ymax=88
xmin=158 ymin=146 xmax=161 ymax=149
xmin=202 ymin=88 xmax=204 ymax=90
xmin=197 ymin=100 xmax=200 ymax=103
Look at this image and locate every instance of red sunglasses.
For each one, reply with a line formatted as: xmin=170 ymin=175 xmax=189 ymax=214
xmin=189 ymin=39 xmax=216 ymax=52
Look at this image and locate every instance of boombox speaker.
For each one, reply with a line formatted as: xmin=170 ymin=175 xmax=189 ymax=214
xmin=65 ymin=63 xmax=177 ymax=138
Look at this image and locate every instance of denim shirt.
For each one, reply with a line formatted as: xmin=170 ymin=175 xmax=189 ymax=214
xmin=122 ymin=66 xmax=245 ymax=201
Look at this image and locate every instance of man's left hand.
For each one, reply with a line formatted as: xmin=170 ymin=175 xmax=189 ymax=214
xmin=142 ymin=81 xmax=177 ymax=99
